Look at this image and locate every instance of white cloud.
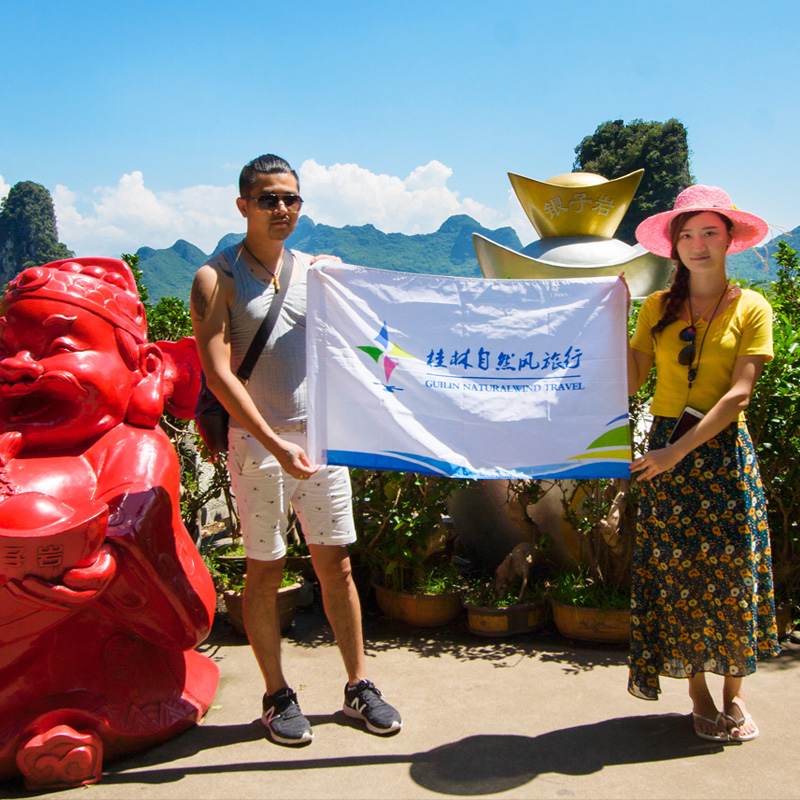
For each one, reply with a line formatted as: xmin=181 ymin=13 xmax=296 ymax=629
xmin=0 ymin=175 xmax=10 ymax=203
xmin=50 ymin=163 xmax=535 ymax=258
xmin=298 ymin=159 xmax=510 ymax=236
xmin=53 ymin=172 xmax=244 ymax=257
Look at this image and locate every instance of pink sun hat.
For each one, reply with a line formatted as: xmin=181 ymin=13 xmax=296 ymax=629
xmin=635 ymin=185 xmax=768 ymax=257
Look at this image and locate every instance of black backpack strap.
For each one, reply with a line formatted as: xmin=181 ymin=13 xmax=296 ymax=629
xmin=236 ymin=248 xmax=295 ymax=383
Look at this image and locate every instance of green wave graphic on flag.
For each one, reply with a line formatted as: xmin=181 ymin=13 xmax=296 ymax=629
xmin=566 ymin=421 xmax=632 ymax=462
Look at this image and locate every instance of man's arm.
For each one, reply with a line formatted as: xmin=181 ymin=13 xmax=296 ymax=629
xmin=190 ymin=263 xmax=317 ymax=478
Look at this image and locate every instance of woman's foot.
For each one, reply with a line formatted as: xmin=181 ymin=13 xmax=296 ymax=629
xmin=692 ymin=709 xmax=728 ymax=741
xmin=689 ymin=674 xmax=728 ymax=742
xmin=724 ymin=698 xmax=759 ymax=741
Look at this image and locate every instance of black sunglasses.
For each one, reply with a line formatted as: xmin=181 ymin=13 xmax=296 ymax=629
xmin=246 ymin=193 xmax=303 ymax=210
xmin=678 ymin=325 xmax=696 ymax=366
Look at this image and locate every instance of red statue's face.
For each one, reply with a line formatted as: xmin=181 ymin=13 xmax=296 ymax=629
xmin=0 ymin=298 xmax=138 ymax=450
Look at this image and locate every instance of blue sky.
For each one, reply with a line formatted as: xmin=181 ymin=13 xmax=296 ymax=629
xmin=2 ymin=0 xmax=798 ymax=257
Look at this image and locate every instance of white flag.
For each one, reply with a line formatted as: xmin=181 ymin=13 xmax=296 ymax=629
xmin=307 ymin=263 xmax=631 ymax=479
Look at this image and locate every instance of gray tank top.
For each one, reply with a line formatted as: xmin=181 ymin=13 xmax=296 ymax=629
xmin=210 ymin=243 xmax=309 ymax=432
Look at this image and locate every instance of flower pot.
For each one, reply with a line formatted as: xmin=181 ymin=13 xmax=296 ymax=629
xmin=372 ymin=583 xmax=462 ymax=627
xmin=464 ymin=601 xmax=548 ymax=637
xmin=223 ymin=582 xmax=302 ymax=637
xmin=551 ymin=600 xmax=631 ymax=644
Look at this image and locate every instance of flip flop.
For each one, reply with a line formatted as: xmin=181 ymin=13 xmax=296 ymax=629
xmin=692 ymin=712 xmax=728 ymax=742
xmin=724 ymin=712 xmax=759 ymax=742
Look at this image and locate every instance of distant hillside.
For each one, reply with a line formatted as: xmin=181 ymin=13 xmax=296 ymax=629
xmin=135 ymin=239 xmax=207 ymax=301
xmin=0 ymin=181 xmax=73 ymax=285
xmin=726 ymin=225 xmax=799 ymax=284
xmin=136 ymin=217 xmax=798 ymax=303
xmin=286 ymin=214 xmax=521 ymax=275
xmin=137 ymin=215 xmax=524 ymax=302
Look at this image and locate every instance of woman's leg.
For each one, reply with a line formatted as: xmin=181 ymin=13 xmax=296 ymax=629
xmin=688 ymin=673 xmax=726 ymax=738
xmin=723 ymin=676 xmax=759 ymax=740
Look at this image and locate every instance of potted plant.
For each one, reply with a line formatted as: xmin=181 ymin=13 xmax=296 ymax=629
xmin=350 ymin=469 xmax=468 ymax=627
xmin=203 ymin=549 xmax=303 ymax=636
xmin=372 ymin=561 xmax=463 ymax=627
xmin=547 ymin=564 xmax=632 ymax=643
xmin=546 ymin=476 xmax=637 ymax=643
xmin=525 ymin=295 xmax=657 ymax=643
xmin=502 ymin=467 xmax=638 ymax=645
xmin=461 ymin=541 xmax=549 ymax=637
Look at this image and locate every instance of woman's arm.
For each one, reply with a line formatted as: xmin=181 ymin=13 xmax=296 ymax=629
xmin=630 ymin=354 xmax=767 ymax=480
xmin=628 ymin=347 xmax=654 ymax=397
xmin=621 ymin=274 xmax=656 ymax=396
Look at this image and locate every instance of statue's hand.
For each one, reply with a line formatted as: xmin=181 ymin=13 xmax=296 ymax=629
xmin=62 ymin=543 xmax=117 ymax=591
xmin=6 ymin=544 xmax=117 ymax=611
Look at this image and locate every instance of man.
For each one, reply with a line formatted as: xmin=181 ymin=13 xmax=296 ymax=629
xmin=191 ymin=154 xmax=401 ymax=746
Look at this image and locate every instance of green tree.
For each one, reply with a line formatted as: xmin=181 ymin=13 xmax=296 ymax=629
xmin=121 ymin=251 xmax=150 ymax=309
xmin=147 ymin=296 xmax=193 ymax=343
xmin=121 ymin=252 xmax=191 ymax=343
xmin=0 ymin=181 xmax=73 ymax=284
xmin=573 ymin=119 xmax=694 ymax=245
xmin=747 ymin=242 xmax=800 ymax=610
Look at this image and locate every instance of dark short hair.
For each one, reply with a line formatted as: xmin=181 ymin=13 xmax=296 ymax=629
xmin=239 ymin=154 xmax=299 ymax=196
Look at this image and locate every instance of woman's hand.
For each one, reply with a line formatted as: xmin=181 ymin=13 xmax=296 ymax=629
xmin=629 ymin=445 xmax=684 ymax=481
xmin=619 ymin=271 xmax=631 ymax=315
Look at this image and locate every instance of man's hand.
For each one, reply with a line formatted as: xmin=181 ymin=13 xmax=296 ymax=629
xmin=309 ymin=254 xmax=342 ymax=265
xmin=276 ymin=437 xmax=319 ymax=480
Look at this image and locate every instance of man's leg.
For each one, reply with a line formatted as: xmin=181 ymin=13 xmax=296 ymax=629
xmin=308 ymin=544 xmax=366 ymax=684
xmin=228 ymin=429 xmax=314 ymax=745
xmin=309 ymin=543 xmax=401 ymax=734
xmin=243 ymin=556 xmax=289 ymax=693
xmin=294 ymin=458 xmax=401 ymax=735
xmin=244 ymin=555 xmax=314 ymax=745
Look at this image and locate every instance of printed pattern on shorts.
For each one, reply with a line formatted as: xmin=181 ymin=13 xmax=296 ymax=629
xmin=228 ymin=430 xmax=356 ymax=561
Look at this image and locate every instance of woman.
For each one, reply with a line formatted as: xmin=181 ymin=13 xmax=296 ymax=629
xmin=626 ymin=185 xmax=780 ymax=743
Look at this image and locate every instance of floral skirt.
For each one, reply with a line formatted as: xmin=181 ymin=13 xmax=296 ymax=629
xmin=628 ymin=417 xmax=780 ymax=700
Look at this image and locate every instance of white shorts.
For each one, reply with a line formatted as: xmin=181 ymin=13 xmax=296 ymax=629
xmin=227 ymin=428 xmax=356 ymax=561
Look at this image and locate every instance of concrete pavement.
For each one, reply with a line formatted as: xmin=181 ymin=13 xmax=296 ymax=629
xmin=6 ymin=598 xmax=800 ymax=800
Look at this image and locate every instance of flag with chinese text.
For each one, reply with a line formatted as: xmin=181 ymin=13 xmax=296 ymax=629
xmin=307 ymin=263 xmax=630 ymax=479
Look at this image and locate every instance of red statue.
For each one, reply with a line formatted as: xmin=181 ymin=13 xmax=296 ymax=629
xmin=0 ymin=258 xmax=218 ymax=791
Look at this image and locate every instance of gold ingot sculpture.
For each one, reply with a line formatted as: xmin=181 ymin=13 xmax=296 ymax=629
xmin=510 ymin=170 xmax=643 ymax=239
xmin=474 ymin=170 xmax=673 ymax=298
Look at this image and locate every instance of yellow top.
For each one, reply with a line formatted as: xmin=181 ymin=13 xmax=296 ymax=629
xmin=630 ymin=288 xmax=773 ymax=418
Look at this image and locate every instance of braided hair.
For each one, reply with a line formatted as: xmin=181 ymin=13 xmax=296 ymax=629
xmin=651 ymin=211 xmax=734 ymax=334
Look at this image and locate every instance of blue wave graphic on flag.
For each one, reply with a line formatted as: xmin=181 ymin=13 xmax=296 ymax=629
xmin=325 ymin=450 xmax=631 ymax=479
